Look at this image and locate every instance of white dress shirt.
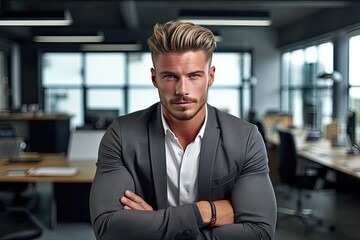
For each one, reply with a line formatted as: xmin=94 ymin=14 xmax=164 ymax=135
xmin=161 ymin=105 xmax=208 ymax=207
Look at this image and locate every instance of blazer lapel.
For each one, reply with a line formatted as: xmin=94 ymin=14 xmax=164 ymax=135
xmin=198 ymin=106 xmax=220 ymax=200
xmin=149 ymin=104 xmax=168 ymax=209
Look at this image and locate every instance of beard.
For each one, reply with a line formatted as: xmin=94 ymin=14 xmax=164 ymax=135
xmin=164 ymin=95 xmax=207 ymax=121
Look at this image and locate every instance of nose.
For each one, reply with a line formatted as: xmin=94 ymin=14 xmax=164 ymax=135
xmin=175 ymin=77 xmax=189 ymax=96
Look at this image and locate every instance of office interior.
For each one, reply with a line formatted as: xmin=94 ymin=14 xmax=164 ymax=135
xmin=0 ymin=1 xmax=360 ymax=239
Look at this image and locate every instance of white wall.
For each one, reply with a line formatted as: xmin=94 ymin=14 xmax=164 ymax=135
xmin=220 ymin=28 xmax=281 ymax=118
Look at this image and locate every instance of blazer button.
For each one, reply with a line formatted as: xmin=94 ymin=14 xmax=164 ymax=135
xmin=183 ymin=230 xmax=192 ymax=235
xmin=175 ymin=232 xmax=183 ymax=240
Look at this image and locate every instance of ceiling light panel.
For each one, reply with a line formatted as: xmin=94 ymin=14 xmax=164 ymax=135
xmin=0 ymin=10 xmax=72 ymax=26
xmin=178 ymin=10 xmax=272 ymax=27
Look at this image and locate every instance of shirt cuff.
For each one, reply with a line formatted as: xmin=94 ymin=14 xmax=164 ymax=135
xmin=191 ymin=204 xmax=204 ymax=228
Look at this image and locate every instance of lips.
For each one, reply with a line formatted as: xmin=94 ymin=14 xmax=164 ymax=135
xmin=173 ymin=101 xmax=192 ymax=108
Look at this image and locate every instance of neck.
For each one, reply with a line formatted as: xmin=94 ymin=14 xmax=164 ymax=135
xmin=164 ymin=106 xmax=206 ymax=149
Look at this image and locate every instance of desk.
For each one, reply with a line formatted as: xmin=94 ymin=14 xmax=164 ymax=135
xmin=267 ymin=129 xmax=360 ymax=181
xmin=0 ymin=154 xmax=96 ymax=227
xmin=0 ymin=154 xmax=96 ymax=183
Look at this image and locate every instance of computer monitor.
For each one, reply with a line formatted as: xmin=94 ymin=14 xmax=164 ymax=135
xmin=303 ymin=103 xmax=315 ymax=129
xmin=346 ymin=109 xmax=356 ymax=146
xmin=84 ymin=109 xmax=119 ymax=130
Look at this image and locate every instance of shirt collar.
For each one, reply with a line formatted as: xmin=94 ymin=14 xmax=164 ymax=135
xmin=161 ymin=104 xmax=208 ymax=140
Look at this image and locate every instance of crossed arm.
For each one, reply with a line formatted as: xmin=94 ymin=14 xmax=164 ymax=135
xmin=121 ymin=190 xmax=234 ymax=227
xmin=90 ymin=120 xmax=277 ymax=239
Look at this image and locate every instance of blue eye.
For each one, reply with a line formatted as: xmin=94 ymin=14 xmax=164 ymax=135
xmin=164 ymin=75 xmax=175 ymax=79
xmin=190 ymin=73 xmax=201 ymax=79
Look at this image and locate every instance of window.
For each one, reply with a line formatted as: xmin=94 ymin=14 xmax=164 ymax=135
xmin=281 ymin=42 xmax=334 ymax=130
xmin=349 ymin=34 xmax=360 ymax=142
xmin=128 ymin=53 xmax=158 ymax=112
xmin=42 ymin=52 xmax=252 ymax=129
xmin=85 ymin=53 xmax=126 ymax=86
xmin=43 ymin=53 xmax=82 ymax=86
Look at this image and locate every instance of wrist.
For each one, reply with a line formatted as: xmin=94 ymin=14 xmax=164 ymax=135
xmin=196 ymin=200 xmax=217 ymax=228
xmin=196 ymin=201 xmax=212 ymax=226
xmin=208 ymin=201 xmax=217 ymax=228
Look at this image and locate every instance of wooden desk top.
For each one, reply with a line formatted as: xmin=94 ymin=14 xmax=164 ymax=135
xmin=0 ymin=113 xmax=71 ymax=121
xmin=266 ymin=129 xmax=360 ymax=180
xmin=0 ymin=154 xmax=96 ymax=183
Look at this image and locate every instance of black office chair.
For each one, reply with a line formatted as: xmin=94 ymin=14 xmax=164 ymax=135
xmin=0 ymin=124 xmax=42 ymax=239
xmin=247 ymin=110 xmax=269 ymax=148
xmin=0 ymin=123 xmax=35 ymax=207
xmin=276 ymin=129 xmax=335 ymax=235
xmin=0 ymin=204 xmax=43 ymax=240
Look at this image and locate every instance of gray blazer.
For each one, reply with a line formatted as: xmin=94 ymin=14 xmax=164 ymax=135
xmin=90 ymin=103 xmax=277 ymax=240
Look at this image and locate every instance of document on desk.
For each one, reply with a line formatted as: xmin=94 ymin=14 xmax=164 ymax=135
xmin=27 ymin=167 xmax=79 ymax=176
xmin=344 ymin=162 xmax=360 ymax=171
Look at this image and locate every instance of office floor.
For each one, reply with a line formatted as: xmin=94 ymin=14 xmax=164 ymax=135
xmin=275 ymin=184 xmax=360 ymax=240
xmin=30 ymin=182 xmax=360 ymax=240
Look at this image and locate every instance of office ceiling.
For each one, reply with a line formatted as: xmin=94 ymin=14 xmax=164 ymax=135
xmin=0 ymin=0 xmax=358 ymax=46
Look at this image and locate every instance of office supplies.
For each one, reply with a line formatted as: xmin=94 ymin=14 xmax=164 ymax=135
xmin=344 ymin=162 xmax=360 ymax=171
xmin=27 ymin=167 xmax=79 ymax=177
xmin=5 ymin=169 xmax=28 ymax=176
xmin=5 ymin=167 xmax=79 ymax=177
xmin=7 ymin=156 xmax=42 ymax=164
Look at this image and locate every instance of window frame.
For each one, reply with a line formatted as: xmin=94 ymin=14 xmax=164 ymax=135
xmin=41 ymin=51 xmax=253 ymax=129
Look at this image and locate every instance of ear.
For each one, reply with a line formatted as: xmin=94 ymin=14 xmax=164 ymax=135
xmin=151 ymin=68 xmax=158 ymax=88
xmin=208 ymin=66 xmax=215 ymax=87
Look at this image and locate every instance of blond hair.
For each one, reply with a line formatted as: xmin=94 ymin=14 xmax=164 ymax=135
xmin=147 ymin=21 xmax=216 ymax=64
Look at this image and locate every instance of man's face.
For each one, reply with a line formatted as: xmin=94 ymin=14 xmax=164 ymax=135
xmin=151 ymin=51 xmax=215 ymax=121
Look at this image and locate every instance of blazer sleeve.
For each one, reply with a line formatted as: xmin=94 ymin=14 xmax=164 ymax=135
xmin=201 ymin=125 xmax=277 ymax=240
xmin=89 ymin=120 xmax=203 ymax=240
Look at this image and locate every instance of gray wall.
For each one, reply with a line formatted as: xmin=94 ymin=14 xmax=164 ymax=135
xmin=221 ymin=28 xmax=280 ymax=118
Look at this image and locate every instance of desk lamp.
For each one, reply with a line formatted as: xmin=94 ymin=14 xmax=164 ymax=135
xmin=317 ymin=71 xmax=342 ymax=83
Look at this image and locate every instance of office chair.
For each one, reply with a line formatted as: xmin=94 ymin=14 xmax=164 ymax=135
xmin=247 ymin=110 xmax=269 ymax=148
xmin=0 ymin=124 xmax=39 ymax=208
xmin=0 ymin=125 xmax=43 ymax=239
xmin=276 ymin=129 xmax=335 ymax=235
xmin=0 ymin=203 xmax=43 ymax=240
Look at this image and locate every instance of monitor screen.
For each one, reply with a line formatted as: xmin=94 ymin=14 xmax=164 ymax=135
xmin=84 ymin=109 xmax=119 ymax=129
xmin=346 ymin=109 xmax=356 ymax=146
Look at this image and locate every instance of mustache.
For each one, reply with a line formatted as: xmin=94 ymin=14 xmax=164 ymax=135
xmin=170 ymin=96 xmax=197 ymax=104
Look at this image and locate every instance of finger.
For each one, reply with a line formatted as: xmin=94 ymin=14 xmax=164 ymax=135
xmin=120 ymin=196 xmax=142 ymax=210
xmin=124 ymin=190 xmax=153 ymax=211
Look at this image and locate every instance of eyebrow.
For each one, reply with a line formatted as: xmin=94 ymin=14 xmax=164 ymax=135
xmin=159 ymin=70 xmax=205 ymax=75
xmin=159 ymin=71 xmax=176 ymax=75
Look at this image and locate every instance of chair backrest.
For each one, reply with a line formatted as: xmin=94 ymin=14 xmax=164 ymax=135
xmin=0 ymin=137 xmax=26 ymax=158
xmin=278 ymin=130 xmax=298 ymax=185
xmin=0 ymin=123 xmax=16 ymax=138
xmin=67 ymin=129 xmax=106 ymax=160
xmin=255 ymin=121 xmax=266 ymax=144
xmin=0 ymin=123 xmax=24 ymax=158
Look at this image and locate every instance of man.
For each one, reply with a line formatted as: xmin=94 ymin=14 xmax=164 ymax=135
xmin=90 ymin=20 xmax=277 ymax=240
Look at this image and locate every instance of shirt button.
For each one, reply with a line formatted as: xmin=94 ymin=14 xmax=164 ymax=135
xmin=178 ymin=151 xmax=182 ymax=156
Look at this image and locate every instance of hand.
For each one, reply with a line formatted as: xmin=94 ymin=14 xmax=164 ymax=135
xmin=120 ymin=190 xmax=153 ymax=211
xmin=196 ymin=200 xmax=234 ymax=227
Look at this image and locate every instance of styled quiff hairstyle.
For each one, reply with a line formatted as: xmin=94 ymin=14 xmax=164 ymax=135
xmin=147 ymin=21 xmax=216 ymax=64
